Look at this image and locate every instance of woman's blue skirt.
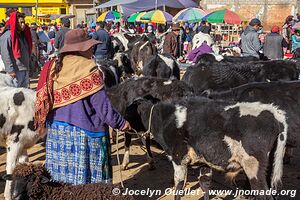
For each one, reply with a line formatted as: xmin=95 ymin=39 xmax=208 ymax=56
xmin=45 ymin=120 xmax=112 ymax=185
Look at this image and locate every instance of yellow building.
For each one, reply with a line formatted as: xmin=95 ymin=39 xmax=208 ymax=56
xmin=0 ymin=0 xmax=69 ymax=24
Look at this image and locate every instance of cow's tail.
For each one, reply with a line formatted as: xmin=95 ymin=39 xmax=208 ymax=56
xmin=270 ymin=105 xmax=288 ymax=189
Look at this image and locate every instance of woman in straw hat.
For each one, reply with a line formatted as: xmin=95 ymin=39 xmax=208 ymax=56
xmin=34 ymin=29 xmax=131 ymax=184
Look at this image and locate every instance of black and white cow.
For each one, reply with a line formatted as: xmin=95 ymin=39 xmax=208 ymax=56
xmin=112 ymin=33 xmax=140 ymax=52
xmin=207 ymin=80 xmax=300 ymax=162
xmin=130 ymin=40 xmax=157 ymax=75
xmin=112 ymin=33 xmax=154 ymax=53
xmin=195 ymin=53 xmax=260 ymax=65
xmin=107 ymin=77 xmax=193 ymax=170
xmin=125 ymin=96 xmax=287 ymax=200
xmin=113 ymin=52 xmax=134 ymax=78
xmin=0 ymin=73 xmax=42 ymax=200
xmin=143 ymin=53 xmax=180 ymax=80
xmin=94 ymin=59 xmax=123 ymax=88
xmin=182 ymin=60 xmax=299 ymax=95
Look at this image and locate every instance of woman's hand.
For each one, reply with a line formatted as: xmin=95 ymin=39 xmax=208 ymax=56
xmin=121 ymin=121 xmax=131 ymax=131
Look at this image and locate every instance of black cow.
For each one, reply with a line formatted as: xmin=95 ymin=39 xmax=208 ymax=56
xmin=107 ymin=77 xmax=193 ymax=170
xmin=207 ymin=80 xmax=300 ymax=162
xmin=125 ymin=96 xmax=287 ymax=200
xmin=182 ymin=60 xmax=299 ymax=95
xmin=143 ymin=53 xmax=180 ymax=80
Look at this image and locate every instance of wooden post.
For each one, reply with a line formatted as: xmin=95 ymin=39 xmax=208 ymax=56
xmin=35 ymin=0 xmax=38 ymax=23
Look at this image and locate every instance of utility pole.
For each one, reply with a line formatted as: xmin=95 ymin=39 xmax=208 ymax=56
xmin=35 ymin=0 xmax=38 ymax=23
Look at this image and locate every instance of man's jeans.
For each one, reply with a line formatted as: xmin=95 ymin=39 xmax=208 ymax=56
xmin=13 ymin=70 xmax=29 ymax=88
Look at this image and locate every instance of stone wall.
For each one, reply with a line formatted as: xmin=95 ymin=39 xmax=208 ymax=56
xmin=200 ymin=0 xmax=300 ymax=30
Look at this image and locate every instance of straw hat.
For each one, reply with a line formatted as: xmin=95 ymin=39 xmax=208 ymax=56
xmin=172 ymin=23 xmax=180 ymax=31
xmin=60 ymin=29 xmax=101 ymax=54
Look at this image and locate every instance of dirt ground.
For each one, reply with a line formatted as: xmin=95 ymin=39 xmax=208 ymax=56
xmin=0 ymin=79 xmax=299 ymax=200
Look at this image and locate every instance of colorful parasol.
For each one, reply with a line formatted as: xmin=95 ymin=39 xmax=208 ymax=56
xmin=202 ymin=9 xmax=242 ymax=24
xmin=97 ymin=11 xmax=122 ymax=22
xmin=173 ymin=8 xmax=207 ymax=23
xmin=128 ymin=12 xmax=147 ymax=23
xmin=141 ymin=10 xmax=173 ymax=24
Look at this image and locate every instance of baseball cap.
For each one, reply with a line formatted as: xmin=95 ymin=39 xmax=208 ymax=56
xmin=249 ymin=18 xmax=262 ymax=26
xmin=271 ymin=25 xmax=282 ymax=33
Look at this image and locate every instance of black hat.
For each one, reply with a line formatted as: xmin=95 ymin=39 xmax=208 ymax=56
xmin=61 ymin=18 xmax=70 ymax=27
xmin=249 ymin=18 xmax=262 ymax=26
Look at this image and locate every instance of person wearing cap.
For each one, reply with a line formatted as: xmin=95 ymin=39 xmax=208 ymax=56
xmin=263 ymin=26 xmax=286 ymax=60
xmin=54 ymin=17 xmax=71 ymax=51
xmin=93 ymin=21 xmax=113 ymax=61
xmin=35 ymin=29 xmax=131 ymax=185
xmin=163 ymin=23 xmax=180 ymax=58
xmin=240 ymin=18 xmax=263 ymax=58
xmin=0 ymin=12 xmax=32 ymax=88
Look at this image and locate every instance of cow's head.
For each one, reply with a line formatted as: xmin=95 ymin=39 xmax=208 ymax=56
xmin=113 ymin=53 xmax=134 ymax=76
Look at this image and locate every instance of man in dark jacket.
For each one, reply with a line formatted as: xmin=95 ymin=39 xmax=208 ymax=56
xmin=54 ymin=18 xmax=71 ymax=51
xmin=241 ymin=18 xmax=263 ymax=58
xmin=263 ymin=26 xmax=287 ymax=60
xmin=163 ymin=23 xmax=180 ymax=58
xmin=93 ymin=22 xmax=113 ymax=62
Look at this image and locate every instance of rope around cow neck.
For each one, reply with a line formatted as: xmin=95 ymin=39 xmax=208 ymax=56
xmin=115 ymin=104 xmax=155 ymax=188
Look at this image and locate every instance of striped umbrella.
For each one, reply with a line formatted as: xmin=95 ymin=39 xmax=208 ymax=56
xmin=173 ymin=8 xmax=207 ymax=23
xmin=97 ymin=11 xmax=122 ymax=22
xmin=141 ymin=10 xmax=173 ymax=24
xmin=202 ymin=9 xmax=242 ymax=24
xmin=128 ymin=12 xmax=147 ymax=23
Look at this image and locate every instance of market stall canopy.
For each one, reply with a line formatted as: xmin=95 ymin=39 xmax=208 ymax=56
xmin=95 ymin=0 xmax=197 ymax=17
xmin=122 ymin=0 xmax=197 ymax=16
xmin=140 ymin=10 xmax=173 ymax=24
xmin=202 ymin=9 xmax=242 ymax=24
xmin=173 ymin=8 xmax=207 ymax=23
xmin=95 ymin=0 xmax=138 ymax=9
xmin=127 ymin=12 xmax=147 ymax=23
xmin=97 ymin=11 xmax=123 ymax=22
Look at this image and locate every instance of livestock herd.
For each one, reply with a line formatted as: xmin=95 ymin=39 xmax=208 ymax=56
xmin=0 ymin=32 xmax=300 ymax=200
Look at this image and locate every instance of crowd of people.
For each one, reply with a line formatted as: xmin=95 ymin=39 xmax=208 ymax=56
xmin=1 ymin=9 xmax=300 ymax=187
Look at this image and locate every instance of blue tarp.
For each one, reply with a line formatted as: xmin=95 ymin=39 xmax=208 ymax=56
xmin=122 ymin=0 xmax=197 ymax=16
xmin=95 ymin=0 xmax=138 ymax=9
xmin=95 ymin=0 xmax=198 ymax=17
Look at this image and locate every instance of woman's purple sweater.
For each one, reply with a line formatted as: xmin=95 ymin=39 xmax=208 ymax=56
xmin=47 ymin=89 xmax=125 ymax=132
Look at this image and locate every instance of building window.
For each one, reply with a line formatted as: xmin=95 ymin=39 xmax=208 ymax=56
xmin=60 ymin=8 xmax=66 ymax=14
